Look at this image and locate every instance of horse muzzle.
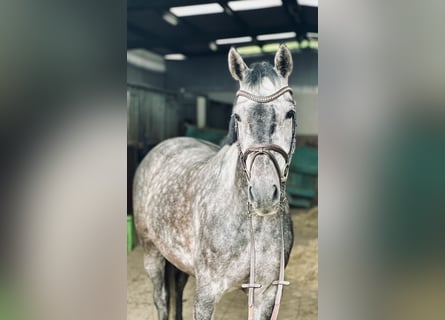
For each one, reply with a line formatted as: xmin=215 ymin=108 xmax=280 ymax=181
xmin=248 ymin=180 xmax=281 ymax=216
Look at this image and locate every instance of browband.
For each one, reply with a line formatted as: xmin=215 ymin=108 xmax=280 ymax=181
xmin=236 ymin=86 xmax=293 ymax=104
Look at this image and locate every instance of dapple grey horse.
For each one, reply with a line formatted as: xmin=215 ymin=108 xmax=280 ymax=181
xmin=134 ymin=44 xmax=296 ymax=320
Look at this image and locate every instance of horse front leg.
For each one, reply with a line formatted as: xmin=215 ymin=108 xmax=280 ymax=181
xmin=192 ymin=278 xmax=224 ymax=320
xmin=255 ymin=286 xmax=280 ymax=320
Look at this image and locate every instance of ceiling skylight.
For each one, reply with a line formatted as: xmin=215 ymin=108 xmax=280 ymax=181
xmin=215 ymin=36 xmax=253 ymax=45
xmin=257 ymin=32 xmax=296 ymax=41
xmin=169 ymin=3 xmax=224 ymax=17
xmin=228 ymin=0 xmax=282 ymax=11
xmin=297 ymin=0 xmax=318 ymax=7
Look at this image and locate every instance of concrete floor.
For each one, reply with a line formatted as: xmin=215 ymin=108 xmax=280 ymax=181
xmin=127 ymin=208 xmax=318 ymax=320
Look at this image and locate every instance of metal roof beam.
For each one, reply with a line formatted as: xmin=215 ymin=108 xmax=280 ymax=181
xmin=127 ymin=22 xmax=183 ymax=52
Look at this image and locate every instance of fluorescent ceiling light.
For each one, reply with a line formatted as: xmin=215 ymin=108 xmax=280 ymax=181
xmin=228 ymin=0 xmax=282 ymax=11
xmin=299 ymin=39 xmax=309 ymax=48
xmin=127 ymin=49 xmax=165 ymax=73
xmin=237 ymin=45 xmax=262 ymax=55
xmin=169 ymin=3 xmax=224 ymax=17
xmin=262 ymin=43 xmax=281 ymax=52
xmin=209 ymin=42 xmax=218 ymax=51
xmin=163 ymin=12 xmax=178 ymax=26
xmin=285 ymin=41 xmax=300 ymax=50
xmin=307 ymin=32 xmax=318 ymax=39
xmin=262 ymin=41 xmax=301 ymax=52
xmin=215 ymin=36 xmax=252 ymax=45
xmin=164 ymin=53 xmax=187 ymax=61
xmin=257 ymin=32 xmax=296 ymax=41
xmin=308 ymin=39 xmax=318 ymax=49
xmin=297 ymin=0 xmax=318 ymax=7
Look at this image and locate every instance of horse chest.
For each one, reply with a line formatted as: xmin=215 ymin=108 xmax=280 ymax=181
xmin=195 ymin=207 xmax=288 ymax=286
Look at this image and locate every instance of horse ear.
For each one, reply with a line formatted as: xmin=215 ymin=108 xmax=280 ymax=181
xmin=228 ymin=47 xmax=248 ymax=81
xmin=274 ymin=44 xmax=293 ymax=78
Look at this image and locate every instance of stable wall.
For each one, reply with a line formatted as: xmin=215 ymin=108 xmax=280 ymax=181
xmin=127 ymin=63 xmax=165 ymax=89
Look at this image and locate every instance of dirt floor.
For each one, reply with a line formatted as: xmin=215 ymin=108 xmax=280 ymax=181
xmin=127 ymin=208 xmax=318 ymax=319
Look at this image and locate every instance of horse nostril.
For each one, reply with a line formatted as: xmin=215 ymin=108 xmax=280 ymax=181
xmin=272 ymin=185 xmax=279 ymax=202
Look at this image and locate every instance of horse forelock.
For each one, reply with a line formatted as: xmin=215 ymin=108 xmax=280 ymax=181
xmin=244 ymin=62 xmax=279 ymax=89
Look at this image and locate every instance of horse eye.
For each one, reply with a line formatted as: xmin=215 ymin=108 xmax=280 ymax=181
xmin=233 ymin=113 xmax=241 ymax=122
xmin=285 ymin=110 xmax=295 ymax=119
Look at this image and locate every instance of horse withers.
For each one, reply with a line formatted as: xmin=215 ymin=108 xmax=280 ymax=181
xmin=134 ymin=44 xmax=296 ymax=320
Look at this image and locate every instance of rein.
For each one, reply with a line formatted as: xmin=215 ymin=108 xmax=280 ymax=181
xmin=235 ymin=86 xmax=295 ymax=320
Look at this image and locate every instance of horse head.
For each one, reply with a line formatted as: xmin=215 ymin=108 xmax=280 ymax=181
xmin=227 ymin=44 xmax=296 ymax=216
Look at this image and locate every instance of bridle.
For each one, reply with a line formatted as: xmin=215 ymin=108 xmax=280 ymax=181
xmin=235 ymin=86 xmax=296 ymax=190
xmin=234 ymin=85 xmax=296 ymax=320
xmin=239 ymin=144 xmax=291 ymax=196
xmin=234 ymin=85 xmax=296 ymax=192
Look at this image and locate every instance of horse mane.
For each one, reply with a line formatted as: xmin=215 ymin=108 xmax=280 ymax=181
xmin=221 ymin=115 xmax=237 ymax=146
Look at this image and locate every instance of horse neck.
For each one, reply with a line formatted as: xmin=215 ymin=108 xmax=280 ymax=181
xmin=205 ymin=143 xmax=248 ymax=197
